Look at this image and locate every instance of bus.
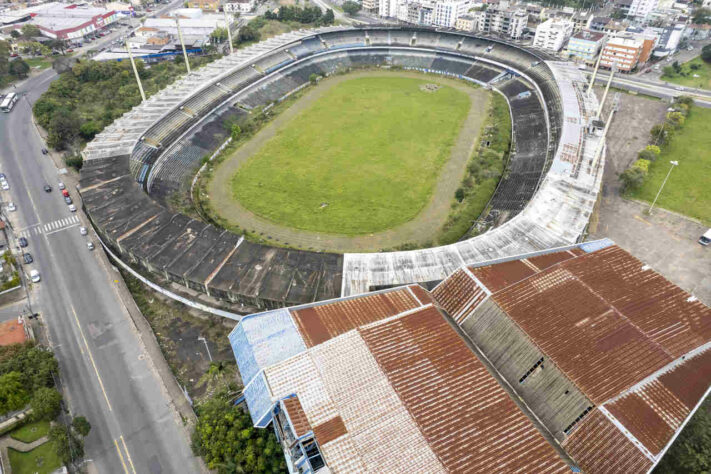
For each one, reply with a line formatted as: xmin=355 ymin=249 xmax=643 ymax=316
xmin=0 ymin=93 xmax=18 ymax=113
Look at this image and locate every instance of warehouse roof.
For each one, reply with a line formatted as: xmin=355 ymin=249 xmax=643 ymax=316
xmin=231 ymin=240 xmax=711 ymax=473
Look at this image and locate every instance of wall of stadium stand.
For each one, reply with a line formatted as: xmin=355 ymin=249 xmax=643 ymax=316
xmin=78 ymin=26 xmax=605 ymax=312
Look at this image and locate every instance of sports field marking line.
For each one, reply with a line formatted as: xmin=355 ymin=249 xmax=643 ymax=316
xmin=114 ymin=439 xmax=130 ymax=474
xmin=120 ymin=435 xmax=137 ymax=474
xmin=634 ymin=215 xmax=652 ymax=226
xmin=69 ymin=303 xmax=113 ymax=412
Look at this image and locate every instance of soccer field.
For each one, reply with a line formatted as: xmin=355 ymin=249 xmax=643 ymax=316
xmin=228 ymin=76 xmax=473 ymax=235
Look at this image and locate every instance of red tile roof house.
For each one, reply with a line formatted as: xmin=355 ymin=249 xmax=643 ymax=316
xmin=230 ymin=239 xmax=711 ymax=473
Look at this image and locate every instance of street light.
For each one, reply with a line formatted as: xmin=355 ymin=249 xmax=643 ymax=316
xmin=648 ymin=160 xmax=678 ymax=215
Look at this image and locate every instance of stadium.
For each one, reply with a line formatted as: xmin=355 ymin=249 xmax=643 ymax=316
xmin=79 ymin=25 xmax=605 ymax=311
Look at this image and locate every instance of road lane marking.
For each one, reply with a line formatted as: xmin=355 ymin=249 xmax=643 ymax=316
xmin=634 ymin=215 xmax=652 ymax=226
xmin=45 ymin=223 xmax=79 ymax=236
xmin=69 ymin=304 xmax=112 ymax=412
xmin=18 ymin=216 xmax=80 ymax=238
xmin=114 ymin=439 xmax=130 ymax=474
xmin=120 ymin=435 xmax=137 ymax=474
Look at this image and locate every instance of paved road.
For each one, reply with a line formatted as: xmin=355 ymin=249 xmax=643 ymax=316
xmin=0 ymin=60 xmax=201 ymax=474
xmin=591 ymin=70 xmax=711 ymax=107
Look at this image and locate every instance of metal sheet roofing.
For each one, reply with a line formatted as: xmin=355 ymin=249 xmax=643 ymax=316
xmin=470 ymin=259 xmax=537 ymax=292
xmin=490 ymin=245 xmax=711 ymax=403
xmin=290 ymin=287 xmax=421 ymax=347
xmin=562 ymin=409 xmax=653 ymax=474
xmin=282 ymin=396 xmax=311 ymax=438
xmin=313 ymin=416 xmax=347 ymax=446
xmin=359 ymin=306 xmax=570 ymax=474
xmin=431 ymin=269 xmax=489 ymax=323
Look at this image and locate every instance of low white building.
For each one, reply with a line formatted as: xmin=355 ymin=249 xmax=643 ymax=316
xmin=533 ymin=17 xmax=573 ymax=52
xmin=143 ymin=10 xmax=232 ymax=37
xmin=224 ymin=0 xmax=255 ymax=14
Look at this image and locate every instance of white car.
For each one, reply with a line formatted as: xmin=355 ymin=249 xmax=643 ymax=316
xmin=68 ymin=204 xmax=77 ymax=212
xmin=6 ymin=202 xmax=15 ymax=212
xmin=87 ymin=242 xmax=95 ymax=251
xmin=1 ymin=181 xmax=9 ymax=191
xmin=30 ymin=269 xmax=40 ymax=283
xmin=79 ymin=226 xmax=88 ymax=236
xmin=58 ymin=182 xmax=66 ymax=190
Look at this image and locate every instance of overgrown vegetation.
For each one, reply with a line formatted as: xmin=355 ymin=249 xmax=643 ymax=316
xmin=192 ymin=390 xmax=286 ymax=474
xmin=623 ymin=96 xmax=710 ymax=225
xmin=437 ymin=92 xmax=511 ymax=244
xmin=32 ymin=55 xmax=218 ymax=163
xmin=0 ymin=343 xmax=58 ymax=417
xmin=661 ymin=55 xmax=711 ymax=90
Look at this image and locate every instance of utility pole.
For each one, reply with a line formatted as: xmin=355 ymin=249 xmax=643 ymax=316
xmin=176 ymin=17 xmax=191 ymax=73
xmin=223 ymin=9 xmax=234 ymax=55
xmin=125 ymin=42 xmax=146 ymax=102
xmin=648 ymin=161 xmax=678 ymax=215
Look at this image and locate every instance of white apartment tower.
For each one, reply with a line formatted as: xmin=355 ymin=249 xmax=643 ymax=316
xmin=475 ymin=7 xmax=529 ymax=39
xmin=533 ymin=18 xmax=574 ymax=52
xmin=433 ymin=0 xmax=471 ymax=27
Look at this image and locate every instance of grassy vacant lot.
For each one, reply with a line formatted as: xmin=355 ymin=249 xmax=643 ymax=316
xmin=8 ymin=441 xmax=61 ymax=474
xmin=231 ymin=76 xmax=472 ymax=234
xmin=627 ymin=107 xmax=711 ymax=225
xmin=661 ymin=56 xmax=711 ymax=90
xmin=10 ymin=420 xmax=50 ymax=443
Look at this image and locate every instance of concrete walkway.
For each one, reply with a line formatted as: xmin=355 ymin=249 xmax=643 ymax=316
xmin=206 ymin=70 xmax=490 ymax=252
xmin=0 ymin=432 xmax=50 ymax=473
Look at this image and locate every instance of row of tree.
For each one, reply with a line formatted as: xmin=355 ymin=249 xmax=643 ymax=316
xmin=619 ymin=96 xmax=692 ymax=191
xmin=264 ymin=6 xmax=335 ymax=25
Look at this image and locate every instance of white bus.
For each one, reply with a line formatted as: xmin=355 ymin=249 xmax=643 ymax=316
xmin=0 ymin=93 xmax=18 ymax=113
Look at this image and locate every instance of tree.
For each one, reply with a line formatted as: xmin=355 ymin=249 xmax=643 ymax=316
xmin=230 ymin=124 xmax=241 ymax=141
xmin=10 ymin=30 xmax=20 ymax=39
xmin=210 ymin=27 xmax=228 ymax=44
xmin=8 ymin=59 xmax=30 ymax=78
xmin=30 ymin=387 xmax=62 ymax=421
xmin=651 ymin=123 xmax=673 ymax=147
xmin=0 ymin=344 xmax=59 ymax=393
xmin=455 ymin=187 xmax=465 ymax=202
xmin=0 ymin=372 xmax=29 ymax=414
xmin=666 ymin=111 xmax=686 ymax=129
xmin=192 ymin=395 xmax=286 ymax=473
xmin=79 ymin=121 xmax=102 ymax=140
xmin=49 ymin=425 xmax=84 ymax=466
xmin=20 ymin=24 xmax=40 ymax=39
xmin=72 ymin=416 xmax=92 ymax=437
xmin=702 ymin=44 xmax=711 ymax=63
xmin=619 ymin=166 xmax=647 ymax=191
xmin=692 ymin=7 xmax=711 ymax=24
xmin=309 ymin=73 xmax=319 ymax=84
xmin=47 ymin=108 xmax=81 ymax=150
xmin=342 ymin=0 xmax=362 ymax=15
xmin=638 ymin=145 xmax=660 ymax=162
xmin=323 ymin=8 xmax=335 ymax=24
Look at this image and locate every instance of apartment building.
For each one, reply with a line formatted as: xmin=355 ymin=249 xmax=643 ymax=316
xmin=533 ymin=17 xmax=573 ymax=51
xmin=566 ymin=29 xmax=606 ymax=63
xmin=455 ymin=14 xmax=476 ymax=31
xmin=433 ymin=0 xmax=471 ymax=27
xmin=386 ymin=0 xmax=469 ymax=27
xmin=616 ymin=0 xmax=659 ymax=18
xmin=473 ymin=6 xmax=528 ymax=39
xmin=599 ymin=33 xmax=655 ymax=71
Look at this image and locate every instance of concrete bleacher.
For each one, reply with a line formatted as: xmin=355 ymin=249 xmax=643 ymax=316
xmin=80 ymin=26 xmax=603 ymax=310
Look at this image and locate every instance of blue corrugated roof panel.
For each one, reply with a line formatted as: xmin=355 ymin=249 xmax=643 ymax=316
xmin=579 ymin=238 xmax=615 ymax=253
xmin=244 ymin=371 xmax=273 ymax=427
xmin=229 ymin=308 xmax=306 ymax=385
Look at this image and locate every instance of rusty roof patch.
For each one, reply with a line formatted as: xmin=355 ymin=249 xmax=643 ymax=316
xmin=527 ymin=249 xmax=579 ymax=272
xmin=469 ymin=259 xmax=536 ymax=292
xmin=563 ymin=409 xmax=652 ymax=473
xmin=606 ymin=392 xmax=672 ymax=455
xmin=359 ymin=306 xmax=570 ymax=474
xmin=431 ymin=269 xmax=487 ymax=322
xmin=291 ymin=288 xmax=420 ymax=347
xmin=657 ymin=348 xmax=711 ymax=409
xmin=313 ymin=416 xmax=347 ymax=446
xmin=282 ymin=396 xmax=311 ymax=438
xmin=408 ymin=284 xmax=435 ymax=305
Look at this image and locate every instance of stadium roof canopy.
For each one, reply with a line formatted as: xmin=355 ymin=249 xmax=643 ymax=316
xmin=230 ymin=239 xmax=711 ymax=474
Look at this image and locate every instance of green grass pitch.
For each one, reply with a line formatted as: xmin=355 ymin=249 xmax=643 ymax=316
xmin=230 ymin=76 xmax=472 ymax=235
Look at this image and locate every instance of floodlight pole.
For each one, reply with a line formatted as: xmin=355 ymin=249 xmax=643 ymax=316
xmin=648 ymin=161 xmax=678 ymax=215
xmin=596 ymin=63 xmax=615 ymax=120
xmin=125 ymin=42 xmax=146 ymax=102
xmin=224 ymin=9 xmax=234 ymax=55
xmin=587 ymin=51 xmax=602 ymax=92
xmin=176 ymin=17 xmax=191 ymax=73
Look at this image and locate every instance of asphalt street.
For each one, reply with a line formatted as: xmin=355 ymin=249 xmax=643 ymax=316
xmin=0 ymin=40 xmax=200 ymax=474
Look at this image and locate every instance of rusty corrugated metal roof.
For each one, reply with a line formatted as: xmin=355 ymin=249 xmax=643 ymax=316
xmin=657 ymin=347 xmax=711 ymax=409
xmin=527 ymin=249 xmax=580 ymax=271
xmin=431 ymin=269 xmax=488 ymax=322
xmin=469 ymin=259 xmax=537 ymax=292
xmin=359 ymin=306 xmax=570 ymax=474
xmin=291 ymin=288 xmax=421 ymax=347
xmin=408 ymin=284 xmax=436 ymax=305
xmin=562 ymin=409 xmax=652 ymax=473
xmin=313 ymin=416 xmax=347 ymax=446
xmin=282 ymin=396 xmax=311 ymax=438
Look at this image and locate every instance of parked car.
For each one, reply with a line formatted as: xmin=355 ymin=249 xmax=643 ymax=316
xmin=64 ymin=196 xmax=73 ymax=205
xmin=30 ymin=269 xmax=40 ymax=283
xmin=699 ymin=229 xmax=711 ymax=246
xmin=0 ymin=173 xmax=6 ymax=179
xmin=69 ymin=204 xmax=77 ymax=212
xmin=18 ymin=237 xmax=27 ymax=248
xmin=58 ymin=182 xmax=65 ymax=190
xmin=41 ymin=148 xmax=48 ymax=155
xmin=22 ymin=253 xmax=33 ymax=264
xmin=7 ymin=202 xmax=16 ymax=212
xmin=62 ymin=189 xmax=69 ymax=198
xmin=1 ymin=181 xmax=9 ymax=191
xmin=44 ymin=184 xmax=52 ymax=192
xmin=87 ymin=242 xmax=95 ymax=251
xmin=79 ymin=226 xmax=88 ymax=236
xmin=66 ymin=49 xmax=74 ymax=53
